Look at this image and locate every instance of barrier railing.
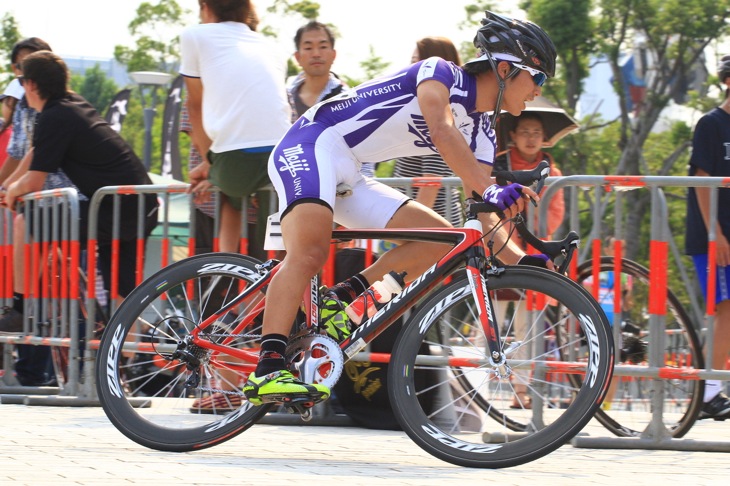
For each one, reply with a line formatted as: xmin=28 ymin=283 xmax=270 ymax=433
xmin=0 ymin=188 xmax=82 ymax=400
xmin=2 ymin=175 xmax=729 ymax=451
xmin=539 ymin=175 xmax=730 ymax=451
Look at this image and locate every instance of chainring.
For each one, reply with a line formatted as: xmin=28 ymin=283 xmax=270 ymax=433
xmin=286 ymin=334 xmax=344 ymax=389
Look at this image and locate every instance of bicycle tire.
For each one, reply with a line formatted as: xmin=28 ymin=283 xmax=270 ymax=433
xmin=388 ymin=265 xmax=614 ymax=468
xmin=572 ymin=256 xmax=704 ymax=438
xmin=95 ymin=252 xmax=272 ymax=452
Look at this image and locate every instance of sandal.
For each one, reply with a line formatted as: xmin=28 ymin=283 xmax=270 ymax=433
xmin=510 ymin=392 xmax=532 ymax=409
xmin=190 ymin=392 xmax=243 ymax=414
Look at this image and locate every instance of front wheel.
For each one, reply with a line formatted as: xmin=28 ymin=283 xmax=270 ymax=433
xmin=389 ymin=265 xmax=613 ymax=468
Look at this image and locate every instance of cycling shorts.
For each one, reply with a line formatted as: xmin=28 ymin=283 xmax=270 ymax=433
xmin=268 ymin=124 xmax=408 ymax=229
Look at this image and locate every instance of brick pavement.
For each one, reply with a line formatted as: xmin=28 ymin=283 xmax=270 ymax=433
xmin=0 ymin=403 xmax=727 ymax=485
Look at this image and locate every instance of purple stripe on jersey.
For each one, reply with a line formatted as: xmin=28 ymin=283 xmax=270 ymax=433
xmin=343 ymin=95 xmax=413 ymax=147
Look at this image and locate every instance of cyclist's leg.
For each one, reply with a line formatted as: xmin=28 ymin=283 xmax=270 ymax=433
xmin=243 ymin=201 xmax=333 ymax=403
xmin=335 ymin=178 xmax=452 ymax=285
xmin=366 ymin=201 xmax=451 ymax=283
xmin=251 ymin=124 xmax=339 ymax=384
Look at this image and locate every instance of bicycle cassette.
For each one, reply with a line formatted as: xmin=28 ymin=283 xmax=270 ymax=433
xmin=286 ymin=334 xmax=344 ymax=389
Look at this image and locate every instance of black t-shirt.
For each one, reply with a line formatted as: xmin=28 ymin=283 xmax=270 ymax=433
xmin=685 ymin=107 xmax=730 ymax=255
xmin=31 ymin=93 xmax=157 ymax=239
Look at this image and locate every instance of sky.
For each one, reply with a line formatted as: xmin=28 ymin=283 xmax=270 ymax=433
xmin=4 ymin=0 xmax=514 ymax=80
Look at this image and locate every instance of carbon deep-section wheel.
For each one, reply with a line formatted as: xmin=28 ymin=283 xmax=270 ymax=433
xmin=389 ymin=265 xmax=613 ymax=468
xmin=95 ymin=253 xmax=272 ymax=452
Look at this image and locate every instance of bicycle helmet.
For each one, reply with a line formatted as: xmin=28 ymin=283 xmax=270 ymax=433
xmin=467 ymin=11 xmax=557 ymax=78
xmin=718 ymin=55 xmax=730 ymax=82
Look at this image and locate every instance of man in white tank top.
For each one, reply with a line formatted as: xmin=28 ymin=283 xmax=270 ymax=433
xmin=180 ymin=0 xmax=291 ymax=258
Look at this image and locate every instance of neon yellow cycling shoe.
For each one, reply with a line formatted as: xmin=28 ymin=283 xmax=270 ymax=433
xmin=243 ymin=370 xmax=330 ymax=406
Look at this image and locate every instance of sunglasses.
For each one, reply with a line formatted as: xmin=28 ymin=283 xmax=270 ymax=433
xmin=511 ymin=63 xmax=547 ymax=87
xmin=17 ymin=75 xmax=25 ymax=87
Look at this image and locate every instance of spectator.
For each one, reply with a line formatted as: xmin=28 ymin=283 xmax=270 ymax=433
xmin=180 ymin=0 xmax=290 ymax=412
xmin=0 ymin=74 xmax=23 ymax=138
xmin=685 ymin=54 xmax=730 ymax=421
xmin=494 ymin=111 xmax=565 ymax=240
xmin=288 ymin=21 xmax=347 ymax=120
xmin=0 ymin=51 xmax=158 ymax=337
xmin=180 ymin=0 xmax=291 ymax=260
xmin=0 ymin=38 xmax=87 ymax=387
xmin=393 ymin=37 xmax=464 ymax=226
xmin=491 ymin=112 xmax=565 ymax=409
xmin=0 ymin=117 xmax=10 ymax=163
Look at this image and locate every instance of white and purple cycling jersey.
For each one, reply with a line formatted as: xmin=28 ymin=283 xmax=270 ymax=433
xmin=269 ymin=57 xmax=496 ymax=227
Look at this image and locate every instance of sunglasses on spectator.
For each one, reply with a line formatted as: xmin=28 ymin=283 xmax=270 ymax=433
xmin=511 ymin=63 xmax=547 ymax=87
xmin=17 ymin=75 xmax=25 ymax=86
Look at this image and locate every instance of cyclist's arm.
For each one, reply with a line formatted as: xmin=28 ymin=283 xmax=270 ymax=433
xmin=693 ymin=167 xmax=730 ymax=266
xmin=416 ymin=80 xmax=492 ymax=198
xmin=416 ymin=80 xmax=536 ymax=218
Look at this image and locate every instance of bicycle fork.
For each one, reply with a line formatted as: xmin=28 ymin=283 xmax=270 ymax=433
xmin=464 ymin=256 xmax=511 ymax=380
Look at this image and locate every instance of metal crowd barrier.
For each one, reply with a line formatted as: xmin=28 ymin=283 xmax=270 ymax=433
xmin=2 ymin=175 xmax=729 ymax=452
xmin=0 ymin=189 xmax=82 ymax=402
xmin=537 ymin=175 xmax=730 ymax=452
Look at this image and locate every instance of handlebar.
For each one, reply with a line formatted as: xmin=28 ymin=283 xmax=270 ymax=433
xmin=494 ymin=160 xmax=550 ymax=194
xmin=466 ymin=159 xmax=578 ymax=274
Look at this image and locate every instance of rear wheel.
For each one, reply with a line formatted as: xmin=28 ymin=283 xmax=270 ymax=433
xmin=389 ymin=265 xmax=613 ymax=468
xmin=95 ymin=253 xmax=272 ymax=452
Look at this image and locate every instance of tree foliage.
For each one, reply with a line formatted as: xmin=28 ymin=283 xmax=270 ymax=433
xmin=114 ymin=0 xmax=189 ymax=73
xmin=0 ymin=13 xmax=22 ymax=85
xmin=523 ymin=0 xmax=593 ymax=111
xmin=70 ymin=64 xmax=119 ymax=113
xmin=267 ymin=0 xmax=321 ymax=20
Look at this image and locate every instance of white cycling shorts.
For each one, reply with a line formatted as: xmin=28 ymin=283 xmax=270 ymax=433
xmin=268 ymin=125 xmax=409 ymax=229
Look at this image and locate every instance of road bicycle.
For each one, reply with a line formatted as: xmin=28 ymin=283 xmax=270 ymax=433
xmin=95 ymin=162 xmax=614 ymax=469
xmin=572 ymin=256 xmax=704 ymax=438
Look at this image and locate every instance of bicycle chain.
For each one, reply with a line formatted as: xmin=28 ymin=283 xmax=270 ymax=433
xmin=197 ymin=386 xmax=245 ymax=397
xmin=200 ymin=333 xmax=260 ymax=339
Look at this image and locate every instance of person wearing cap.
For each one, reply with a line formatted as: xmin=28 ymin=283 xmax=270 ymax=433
xmin=685 ymin=54 xmax=730 ymax=421
xmin=241 ymin=11 xmax=557 ymax=407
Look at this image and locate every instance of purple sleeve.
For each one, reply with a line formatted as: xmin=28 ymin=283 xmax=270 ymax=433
xmin=414 ymin=57 xmax=458 ymax=91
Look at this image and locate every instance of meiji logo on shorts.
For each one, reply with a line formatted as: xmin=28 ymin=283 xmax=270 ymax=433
xmin=278 ymin=144 xmax=311 ymax=177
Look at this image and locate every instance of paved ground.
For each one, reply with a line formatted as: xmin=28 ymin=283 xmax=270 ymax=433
xmin=0 ymin=400 xmax=728 ymax=485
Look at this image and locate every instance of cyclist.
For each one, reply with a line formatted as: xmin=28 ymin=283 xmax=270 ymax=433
xmin=243 ymin=11 xmax=557 ymax=405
